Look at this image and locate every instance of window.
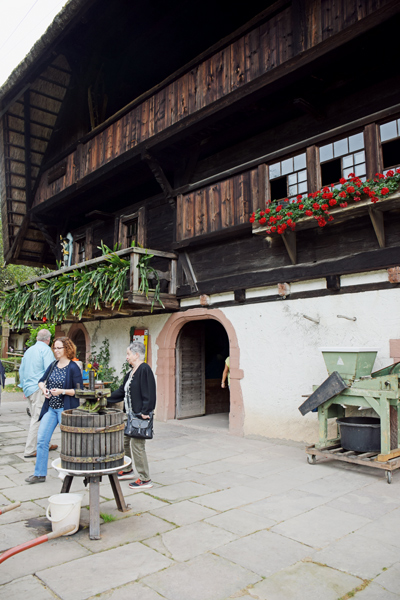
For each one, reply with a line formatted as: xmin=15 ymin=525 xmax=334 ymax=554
xmin=319 ymin=133 xmax=365 ymax=186
xmin=118 ymin=207 xmax=145 ymax=248
xmin=76 ymin=239 xmax=86 ymax=263
xmin=125 ymin=219 xmax=138 ymax=247
xmin=269 ymin=152 xmax=307 ymax=202
xmin=380 ymin=118 xmax=400 ymax=173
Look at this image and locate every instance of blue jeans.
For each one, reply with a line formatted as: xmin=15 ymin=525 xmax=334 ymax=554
xmin=34 ymin=407 xmax=63 ymax=477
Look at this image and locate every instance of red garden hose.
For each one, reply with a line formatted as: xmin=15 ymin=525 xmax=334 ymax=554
xmin=0 ymin=524 xmax=75 ymax=563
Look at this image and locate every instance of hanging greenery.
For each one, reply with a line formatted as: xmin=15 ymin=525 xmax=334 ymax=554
xmin=0 ymin=242 xmax=163 ymax=329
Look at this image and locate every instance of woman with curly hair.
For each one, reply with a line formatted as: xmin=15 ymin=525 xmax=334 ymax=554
xmin=25 ymin=337 xmax=83 ymax=484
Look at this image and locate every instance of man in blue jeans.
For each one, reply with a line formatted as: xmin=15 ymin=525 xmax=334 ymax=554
xmin=19 ymin=330 xmax=57 ymax=458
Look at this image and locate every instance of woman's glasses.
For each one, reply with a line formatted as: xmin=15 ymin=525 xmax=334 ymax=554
xmin=54 ymin=346 xmax=64 ymax=350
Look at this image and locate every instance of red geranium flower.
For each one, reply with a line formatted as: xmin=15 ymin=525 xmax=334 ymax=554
xmin=305 ymin=210 xmax=313 ymax=216
xmin=339 ymin=191 xmax=347 ymax=198
xmin=328 ymin=216 xmax=334 ymax=221
xmin=329 ymin=199 xmax=337 ymax=206
xmin=339 ymin=178 xmax=347 ymax=184
xmin=346 ymin=186 xmax=355 ymax=194
xmin=260 ymin=211 xmax=265 ymax=216
xmin=321 ymin=203 xmax=329 ymax=211
xmin=259 ymin=217 xmax=267 ymax=224
xmin=386 ymin=170 xmax=394 ymax=177
xmin=340 ymin=202 xmax=348 ymax=208
xmin=250 ymin=217 xmax=255 ymax=223
xmin=381 ymin=187 xmax=389 ymax=196
xmin=312 ymin=203 xmax=320 ymax=210
xmin=299 ymin=204 xmax=304 ymax=210
xmin=276 ymin=205 xmax=282 ymax=212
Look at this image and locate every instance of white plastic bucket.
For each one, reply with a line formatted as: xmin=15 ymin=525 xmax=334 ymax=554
xmin=46 ymin=493 xmax=83 ymax=535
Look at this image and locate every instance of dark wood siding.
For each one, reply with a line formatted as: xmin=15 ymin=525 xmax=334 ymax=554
xmin=32 ymin=0 xmax=392 ymax=208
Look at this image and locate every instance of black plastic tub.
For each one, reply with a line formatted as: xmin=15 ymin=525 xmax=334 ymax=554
xmin=337 ymin=417 xmax=381 ymax=452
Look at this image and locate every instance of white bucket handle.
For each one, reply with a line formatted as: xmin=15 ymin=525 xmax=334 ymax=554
xmin=46 ymin=501 xmax=77 ymax=523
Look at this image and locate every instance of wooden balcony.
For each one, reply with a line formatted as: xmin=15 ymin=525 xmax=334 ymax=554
xmin=14 ymin=247 xmax=179 ymax=322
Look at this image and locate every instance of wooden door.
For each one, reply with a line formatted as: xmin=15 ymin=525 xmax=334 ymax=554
xmin=176 ymin=322 xmax=205 ymax=418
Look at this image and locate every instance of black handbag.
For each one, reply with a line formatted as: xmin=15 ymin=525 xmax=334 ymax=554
xmin=124 ymin=371 xmax=154 ymax=439
xmin=124 ymin=411 xmax=154 ymax=439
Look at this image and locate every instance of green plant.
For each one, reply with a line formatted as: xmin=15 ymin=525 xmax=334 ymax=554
xmin=100 ymin=512 xmax=117 ymax=523
xmin=25 ymin=323 xmax=56 ymax=347
xmin=0 ymin=242 xmax=164 ymax=328
xmin=251 ymin=170 xmax=400 ymax=234
xmin=88 ymin=338 xmax=119 ymax=391
xmin=136 ymin=250 xmax=164 ymax=311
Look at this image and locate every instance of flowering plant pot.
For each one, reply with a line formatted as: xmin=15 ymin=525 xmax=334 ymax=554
xmin=251 ymin=170 xmax=400 ymax=235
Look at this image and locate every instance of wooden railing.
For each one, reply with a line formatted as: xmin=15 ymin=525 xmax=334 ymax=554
xmin=12 ymin=247 xmax=179 ymax=318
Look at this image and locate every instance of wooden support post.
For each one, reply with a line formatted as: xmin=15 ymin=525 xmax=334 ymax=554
xmin=89 ymin=476 xmax=101 ymax=540
xmin=379 ymin=397 xmax=391 ymax=457
xmin=281 ymin=230 xmax=296 ymax=265
xmin=108 ymin=474 xmax=130 ymax=512
xmin=368 ymin=208 xmax=385 ymax=248
xmin=60 ymin=474 xmax=73 ymax=493
xmin=130 ymin=252 xmax=140 ymax=293
xmin=317 ymin=405 xmax=329 ymax=448
xmin=169 ymin=259 xmax=177 ymax=295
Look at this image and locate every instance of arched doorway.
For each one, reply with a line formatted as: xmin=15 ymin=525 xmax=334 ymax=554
xmin=156 ymin=308 xmax=244 ymax=435
xmin=68 ymin=323 xmax=90 ymax=362
xmin=176 ymin=320 xmax=229 ymax=419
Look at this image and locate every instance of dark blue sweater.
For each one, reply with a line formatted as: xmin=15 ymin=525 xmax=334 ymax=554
xmin=38 ymin=360 xmax=83 ymax=420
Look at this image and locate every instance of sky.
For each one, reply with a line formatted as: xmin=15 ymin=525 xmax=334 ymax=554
xmin=0 ymin=0 xmax=67 ymax=87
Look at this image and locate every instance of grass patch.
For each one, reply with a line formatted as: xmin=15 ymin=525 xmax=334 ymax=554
xmin=4 ymin=383 xmax=21 ymax=393
xmin=100 ymin=512 xmax=117 ymax=523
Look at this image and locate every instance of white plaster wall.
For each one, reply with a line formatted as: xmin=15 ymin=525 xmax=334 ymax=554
xmin=221 ymin=286 xmax=400 ymax=443
xmin=64 ymin=315 xmax=170 ymax=384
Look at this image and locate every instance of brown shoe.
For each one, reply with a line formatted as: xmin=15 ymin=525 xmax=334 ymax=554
xmin=49 ymin=444 xmax=58 ymax=451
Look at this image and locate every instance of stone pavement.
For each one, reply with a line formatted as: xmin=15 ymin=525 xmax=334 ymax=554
xmin=0 ymin=393 xmax=399 ymax=600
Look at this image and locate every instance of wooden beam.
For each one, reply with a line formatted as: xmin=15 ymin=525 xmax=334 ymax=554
xmin=281 ymin=230 xmax=297 ymax=265
xmin=142 ymin=151 xmax=174 ymax=202
xmin=369 ymin=208 xmax=385 ymax=248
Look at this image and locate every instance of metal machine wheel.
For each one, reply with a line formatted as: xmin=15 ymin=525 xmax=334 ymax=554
xmin=386 ymin=471 xmax=392 ymax=484
xmin=307 ymin=454 xmax=317 ymax=464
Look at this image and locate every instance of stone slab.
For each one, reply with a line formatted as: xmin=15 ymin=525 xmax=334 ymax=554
xmin=99 ymin=493 xmax=166 ymax=518
xmin=205 ymin=507 xmax=275 ymax=535
xmin=327 ymin=488 xmax=400 ymax=519
xmin=355 ymin=507 xmax=400 ymax=549
xmin=76 ymin=512 xmax=175 ymax=552
xmin=37 ymin=543 xmax=172 ymax=600
xmin=251 ymin=561 xmax=362 ymax=600
xmin=153 ymin=469 xmax=200 ymax=485
xmin=150 ymin=499 xmax=217 ymax=526
xmin=349 ymin=581 xmax=400 ymax=599
xmin=4 ymin=477 xmax=67 ymax=502
xmin=192 ymin=485 xmax=270 ymax=511
xmin=0 ymin=520 xmax=39 ymax=552
xmin=296 ymin=469 xmax=374 ymax=499
xmin=158 ymin=520 xmax=237 ymax=561
xmin=143 ymin=552 xmax=260 ymax=600
xmin=187 ymin=470 xmax=259 ymax=489
xmin=96 ymin=581 xmax=170 ymax=600
xmin=374 ymin=562 xmax=400 ymax=596
xmin=271 ymin=505 xmax=371 ymax=548
xmin=147 ymin=481 xmax=216 ymax=502
xmin=0 ymin=499 xmax=45 ymax=525
xmin=0 ymin=574 xmax=57 ymax=600
xmin=215 ymin=530 xmax=313 ymax=577
xmin=243 ymin=489 xmax=328 ymax=523
xmin=0 ymin=536 xmax=91 ymax=585
xmin=315 ymin=532 xmax=399 ymax=579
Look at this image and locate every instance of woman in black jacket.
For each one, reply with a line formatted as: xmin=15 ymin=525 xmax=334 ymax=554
xmin=108 ymin=341 xmax=156 ymax=489
xmin=25 ymin=337 xmax=83 ymax=484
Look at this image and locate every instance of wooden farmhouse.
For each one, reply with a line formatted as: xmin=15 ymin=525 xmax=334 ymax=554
xmin=1 ymin=0 xmax=400 ymax=441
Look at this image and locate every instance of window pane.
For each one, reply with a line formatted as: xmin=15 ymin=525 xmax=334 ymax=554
xmin=319 ymin=144 xmax=333 ymax=162
xmin=294 ymin=153 xmax=306 ymax=171
xmin=269 ymin=162 xmax=281 ymax=179
xmin=354 ymin=150 xmax=365 ymax=165
xmin=281 ymin=158 xmax=293 ymax=175
xmin=355 ymin=163 xmax=366 ymax=177
xmin=348 ymin=132 xmax=364 ymax=152
xmin=334 ymin=138 xmax=348 ymax=157
xmin=298 ymin=169 xmax=307 ymax=182
xmin=343 ymin=167 xmax=354 ymax=178
xmin=288 ymin=184 xmax=298 ymax=196
xmin=288 ymin=173 xmax=297 ymax=185
xmin=380 ymin=120 xmax=398 ymax=142
xmin=342 ymin=155 xmax=353 ymax=169
xmin=298 ymin=181 xmax=307 ymax=193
